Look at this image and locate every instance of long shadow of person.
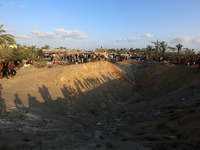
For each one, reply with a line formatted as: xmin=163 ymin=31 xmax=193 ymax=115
xmin=14 ymin=93 xmax=26 ymax=109
xmin=0 ymin=84 xmax=6 ymax=114
xmin=28 ymin=93 xmax=40 ymax=109
xmin=61 ymin=84 xmax=72 ymax=98
xmin=38 ymin=84 xmax=52 ymax=103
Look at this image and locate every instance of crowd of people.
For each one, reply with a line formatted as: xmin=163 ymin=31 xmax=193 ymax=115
xmin=55 ymin=53 xmax=130 ymax=64
xmin=46 ymin=53 xmax=110 ymax=65
xmin=2 ymin=52 xmax=199 ymax=79
xmin=182 ymin=58 xmax=200 ymax=67
xmin=0 ymin=60 xmax=17 ymax=79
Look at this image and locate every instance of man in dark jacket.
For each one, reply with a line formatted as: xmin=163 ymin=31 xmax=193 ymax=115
xmin=2 ymin=60 xmax=9 ymax=78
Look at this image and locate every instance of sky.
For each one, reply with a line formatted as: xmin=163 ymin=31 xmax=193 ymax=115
xmin=0 ymin=0 xmax=200 ymax=51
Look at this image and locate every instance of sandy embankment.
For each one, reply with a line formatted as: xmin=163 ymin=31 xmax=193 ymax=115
xmin=0 ymin=61 xmax=137 ymax=114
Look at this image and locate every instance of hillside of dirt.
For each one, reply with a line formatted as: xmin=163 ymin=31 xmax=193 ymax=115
xmin=0 ymin=60 xmax=200 ymax=149
xmin=0 ymin=61 xmax=137 ymax=114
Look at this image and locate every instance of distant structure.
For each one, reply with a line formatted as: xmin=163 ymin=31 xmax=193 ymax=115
xmin=95 ymin=47 xmax=107 ymax=53
xmin=8 ymin=44 xmax=17 ymax=49
xmin=42 ymin=48 xmax=86 ymax=55
xmin=0 ymin=44 xmax=17 ymax=49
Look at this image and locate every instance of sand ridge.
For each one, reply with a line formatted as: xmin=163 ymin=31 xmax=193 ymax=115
xmin=0 ymin=61 xmax=136 ymax=113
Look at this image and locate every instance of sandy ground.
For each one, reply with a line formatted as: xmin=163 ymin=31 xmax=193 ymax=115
xmin=0 ymin=60 xmax=200 ymax=149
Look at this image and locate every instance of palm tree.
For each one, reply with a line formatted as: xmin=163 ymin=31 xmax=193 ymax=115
xmin=168 ymin=46 xmax=175 ymax=52
xmin=176 ymin=44 xmax=183 ymax=56
xmin=152 ymin=40 xmax=161 ymax=61
xmin=17 ymin=44 xmax=21 ymax=48
xmin=146 ymin=45 xmax=153 ymax=59
xmin=42 ymin=45 xmax=50 ymax=49
xmin=0 ymin=24 xmax=16 ymax=46
xmin=146 ymin=45 xmax=153 ymax=53
xmin=160 ymin=41 xmax=168 ymax=59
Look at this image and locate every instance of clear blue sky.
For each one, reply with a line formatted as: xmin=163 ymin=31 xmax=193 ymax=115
xmin=1 ymin=0 xmax=200 ymax=51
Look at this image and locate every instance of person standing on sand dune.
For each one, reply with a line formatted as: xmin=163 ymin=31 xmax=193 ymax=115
xmin=197 ymin=57 xmax=200 ymax=68
xmin=98 ymin=54 xmax=100 ymax=61
xmin=105 ymin=54 xmax=108 ymax=61
xmin=2 ymin=60 xmax=9 ymax=79
xmin=0 ymin=60 xmax=2 ymax=78
xmin=177 ymin=58 xmax=180 ymax=64
xmin=9 ymin=61 xmax=17 ymax=78
xmin=84 ymin=53 xmax=87 ymax=63
xmin=86 ymin=54 xmax=89 ymax=63
xmin=88 ymin=53 xmax=90 ymax=62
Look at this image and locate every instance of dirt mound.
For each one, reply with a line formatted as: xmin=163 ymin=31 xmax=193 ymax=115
xmin=1 ymin=61 xmax=136 ymax=115
xmin=138 ymin=63 xmax=200 ymax=98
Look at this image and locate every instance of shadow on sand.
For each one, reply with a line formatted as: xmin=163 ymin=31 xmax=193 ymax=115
xmin=0 ymin=84 xmax=6 ymax=114
xmin=11 ymin=73 xmax=135 ymax=116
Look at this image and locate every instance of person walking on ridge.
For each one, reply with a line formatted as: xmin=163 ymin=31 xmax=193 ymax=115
xmin=2 ymin=60 xmax=9 ymax=79
xmin=9 ymin=61 xmax=17 ymax=78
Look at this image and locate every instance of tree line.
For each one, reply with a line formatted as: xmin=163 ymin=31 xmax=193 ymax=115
xmin=108 ymin=40 xmax=198 ymax=61
xmin=0 ymin=24 xmax=199 ymax=63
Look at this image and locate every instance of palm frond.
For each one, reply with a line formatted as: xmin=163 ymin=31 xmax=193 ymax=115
xmin=0 ymin=24 xmax=16 ymax=46
xmin=0 ymin=24 xmax=3 ymax=29
xmin=0 ymin=29 xmax=6 ymax=34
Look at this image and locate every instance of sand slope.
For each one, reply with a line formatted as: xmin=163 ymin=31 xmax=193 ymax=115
xmin=1 ymin=61 xmax=136 ymax=113
xmin=0 ymin=60 xmax=200 ymax=149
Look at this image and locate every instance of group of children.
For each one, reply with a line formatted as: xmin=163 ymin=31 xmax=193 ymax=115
xmin=0 ymin=60 xmax=17 ymax=79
